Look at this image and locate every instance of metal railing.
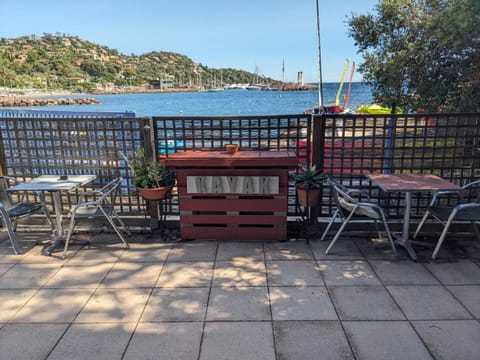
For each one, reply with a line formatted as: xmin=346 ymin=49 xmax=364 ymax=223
xmin=0 ymin=109 xmax=136 ymax=118
xmin=0 ymin=112 xmax=479 ymax=221
xmin=316 ymin=112 xmax=480 ymax=218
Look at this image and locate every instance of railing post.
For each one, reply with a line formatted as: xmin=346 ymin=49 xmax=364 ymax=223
xmin=311 ymin=113 xmax=326 ymax=218
xmin=384 ymin=105 xmax=397 ymax=174
xmin=142 ymin=117 xmax=156 ymax=161
xmin=311 ymin=113 xmax=326 ymax=170
xmin=140 ymin=117 xmax=160 ymax=229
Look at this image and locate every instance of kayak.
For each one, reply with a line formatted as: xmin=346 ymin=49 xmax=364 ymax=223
xmin=357 ymin=104 xmax=403 ymax=114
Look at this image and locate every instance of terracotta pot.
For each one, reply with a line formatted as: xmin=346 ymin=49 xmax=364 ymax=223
xmin=296 ymin=187 xmax=320 ymax=207
xmin=225 ymin=144 xmax=238 ymax=154
xmin=137 ymin=185 xmax=173 ymax=201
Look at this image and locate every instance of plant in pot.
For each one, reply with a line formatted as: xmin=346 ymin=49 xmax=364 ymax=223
xmin=289 ymin=164 xmax=327 ymax=207
xmin=130 ymin=149 xmax=176 ymax=201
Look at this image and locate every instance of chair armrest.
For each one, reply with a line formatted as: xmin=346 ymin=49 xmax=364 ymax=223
xmin=463 ymin=180 xmax=480 ymax=189
xmin=357 ymin=201 xmax=384 ymax=211
xmin=346 ymin=189 xmax=370 ymax=200
xmin=0 ymin=176 xmax=20 ymax=186
xmin=72 ymin=198 xmax=101 ymax=210
xmin=76 ymin=189 xmax=106 ymax=202
xmin=428 ymin=190 xmax=463 ymax=207
xmin=455 ymin=202 xmax=480 ymax=211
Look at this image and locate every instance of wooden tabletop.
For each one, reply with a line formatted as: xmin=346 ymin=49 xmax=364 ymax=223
xmin=366 ymin=173 xmax=462 ymax=192
xmin=8 ymin=174 xmax=97 ymax=192
xmin=165 ymin=150 xmax=298 ymax=168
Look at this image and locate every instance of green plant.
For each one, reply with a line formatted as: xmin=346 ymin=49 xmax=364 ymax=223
xmin=130 ymin=149 xmax=175 ymax=189
xmin=289 ymin=164 xmax=326 ymax=189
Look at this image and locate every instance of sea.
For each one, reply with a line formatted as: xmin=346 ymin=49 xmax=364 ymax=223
xmin=12 ymin=82 xmax=373 ymax=117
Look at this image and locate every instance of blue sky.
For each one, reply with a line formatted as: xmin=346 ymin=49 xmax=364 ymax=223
xmin=1 ymin=0 xmax=378 ymax=83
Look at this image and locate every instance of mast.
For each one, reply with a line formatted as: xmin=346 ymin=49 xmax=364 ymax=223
xmin=335 ymin=59 xmax=349 ymax=106
xmin=315 ymin=0 xmax=324 ymax=109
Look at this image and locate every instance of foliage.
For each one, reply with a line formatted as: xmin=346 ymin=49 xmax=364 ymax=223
xmin=130 ymin=149 xmax=175 ymax=189
xmin=0 ymin=34 xmax=276 ymax=90
xmin=348 ymin=0 xmax=480 ymax=112
xmin=289 ymin=165 xmax=327 ymax=189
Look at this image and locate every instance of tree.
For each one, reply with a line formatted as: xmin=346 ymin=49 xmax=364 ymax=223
xmin=348 ymin=0 xmax=480 ymax=112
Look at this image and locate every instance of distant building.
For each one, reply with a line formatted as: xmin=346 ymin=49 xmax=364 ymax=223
xmin=297 ymin=71 xmax=304 ymax=86
xmin=149 ymin=79 xmax=174 ymax=89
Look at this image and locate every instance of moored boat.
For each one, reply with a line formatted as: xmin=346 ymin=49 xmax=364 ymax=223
xmin=357 ymin=104 xmax=403 ymax=114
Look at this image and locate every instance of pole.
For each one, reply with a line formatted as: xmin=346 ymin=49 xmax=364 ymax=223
xmin=316 ymin=0 xmax=324 ymax=110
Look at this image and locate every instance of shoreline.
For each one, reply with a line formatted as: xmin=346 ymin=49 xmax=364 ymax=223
xmin=0 ymin=84 xmax=318 ymax=108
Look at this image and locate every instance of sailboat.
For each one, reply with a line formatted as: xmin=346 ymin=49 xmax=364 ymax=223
xmin=207 ymin=72 xmax=224 ymax=92
xmin=246 ymin=65 xmax=262 ymax=90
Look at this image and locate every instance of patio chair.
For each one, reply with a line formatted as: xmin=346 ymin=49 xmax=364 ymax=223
xmin=0 ymin=176 xmax=54 ymax=254
xmin=324 ymin=177 xmax=397 ymax=255
xmin=321 ymin=177 xmax=372 ymax=241
xmin=413 ymin=179 xmax=480 ymax=259
xmin=63 ymin=177 xmax=131 ymax=258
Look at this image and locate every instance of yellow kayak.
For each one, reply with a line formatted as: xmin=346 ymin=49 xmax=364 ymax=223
xmin=357 ymin=104 xmax=403 ymax=114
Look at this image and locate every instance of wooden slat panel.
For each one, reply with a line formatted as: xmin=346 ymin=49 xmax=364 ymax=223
xmin=180 ymin=215 xmax=286 ymax=225
xmin=165 ymin=150 xmax=298 ymax=168
xmin=180 ymin=227 xmax=286 ymax=241
xmin=180 ymin=198 xmax=287 ymax=212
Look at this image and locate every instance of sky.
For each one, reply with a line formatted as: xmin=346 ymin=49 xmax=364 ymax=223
xmin=0 ymin=0 xmax=379 ymax=83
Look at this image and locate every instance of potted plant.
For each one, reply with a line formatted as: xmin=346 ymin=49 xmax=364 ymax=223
xmin=130 ymin=149 xmax=176 ymax=201
xmin=289 ymin=164 xmax=326 ymax=207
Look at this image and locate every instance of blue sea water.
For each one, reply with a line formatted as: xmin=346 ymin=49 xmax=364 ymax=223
xmin=15 ymin=82 xmax=373 ymax=117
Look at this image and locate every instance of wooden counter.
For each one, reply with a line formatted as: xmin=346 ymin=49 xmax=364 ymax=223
xmin=166 ymin=150 xmax=297 ymax=241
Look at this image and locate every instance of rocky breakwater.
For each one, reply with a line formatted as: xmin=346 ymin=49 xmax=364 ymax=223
xmin=0 ymin=96 xmax=100 ymax=107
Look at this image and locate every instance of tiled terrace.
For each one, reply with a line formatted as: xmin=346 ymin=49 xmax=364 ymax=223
xmin=0 ymin=231 xmax=479 ymax=360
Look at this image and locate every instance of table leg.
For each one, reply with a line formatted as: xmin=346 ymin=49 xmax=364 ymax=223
xmin=47 ymin=191 xmax=64 ymax=255
xmin=395 ymin=192 xmax=418 ymax=260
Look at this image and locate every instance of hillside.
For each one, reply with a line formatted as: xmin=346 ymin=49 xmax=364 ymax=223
xmin=0 ymin=34 xmax=279 ymax=92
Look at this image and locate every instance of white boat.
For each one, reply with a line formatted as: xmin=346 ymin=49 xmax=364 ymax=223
xmin=246 ymin=85 xmax=261 ymax=90
xmin=225 ymin=84 xmax=248 ymax=90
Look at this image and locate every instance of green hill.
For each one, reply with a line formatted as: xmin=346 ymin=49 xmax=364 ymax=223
xmin=0 ymin=34 xmax=277 ymax=92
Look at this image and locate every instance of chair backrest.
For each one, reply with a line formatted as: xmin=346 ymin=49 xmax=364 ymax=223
xmin=463 ymin=180 xmax=480 ymax=203
xmin=96 ymin=177 xmax=123 ymax=206
xmin=329 ymin=179 xmax=380 ymax=219
xmin=326 ymin=176 xmax=372 ymax=217
xmin=0 ymin=177 xmax=15 ymax=210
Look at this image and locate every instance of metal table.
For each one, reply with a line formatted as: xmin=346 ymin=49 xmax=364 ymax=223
xmin=9 ymin=175 xmax=96 ymax=254
xmin=366 ymin=173 xmax=462 ymax=260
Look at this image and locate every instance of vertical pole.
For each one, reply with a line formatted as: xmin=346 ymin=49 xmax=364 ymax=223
xmin=383 ymin=103 xmax=397 ymax=174
xmin=311 ymin=113 xmax=326 ymax=220
xmin=316 ymin=0 xmax=324 ymax=110
xmin=141 ymin=117 xmax=159 ymax=229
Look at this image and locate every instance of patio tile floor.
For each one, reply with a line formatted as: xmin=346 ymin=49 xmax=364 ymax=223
xmin=0 ymin=231 xmax=479 ymax=359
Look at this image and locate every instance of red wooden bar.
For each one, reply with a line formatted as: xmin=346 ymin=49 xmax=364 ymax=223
xmin=166 ymin=150 xmax=297 ymax=241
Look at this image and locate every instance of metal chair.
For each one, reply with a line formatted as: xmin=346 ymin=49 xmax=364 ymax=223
xmin=321 ymin=177 xmax=372 ymax=241
xmin=63 ymin=177 xmax=131 ymax=258
xmin=413 ymin=179 xmax=480 ymax=259
xmin=0 ymin=176 xmax=54 ymax=254
xmin=324 ymin=177 xmax=397 ymax=255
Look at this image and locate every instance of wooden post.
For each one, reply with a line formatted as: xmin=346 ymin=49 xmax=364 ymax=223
xmin=310 ymin=113 xmax=326 ymax=219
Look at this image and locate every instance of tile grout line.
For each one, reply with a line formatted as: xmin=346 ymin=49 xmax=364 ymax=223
xmin=120 ymin=243 xmax=175 ymax=360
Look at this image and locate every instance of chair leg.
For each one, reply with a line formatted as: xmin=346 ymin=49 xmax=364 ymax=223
xmin=111 ymin=209 xmax=132 ymax=237
xmin=99 ymin=207 xmax=130 ymax=249
xmin=413 ymin=210 xmax=431 ymax=240
xmin=63 ymin=215 xmax=77 ymax=259
xmin=325 ymin=210 xmax=355 ymax=254
xmin=1 ymin=215 xmax=21 ymax=255
xmin=320 ymin=210 xmax=340 ymax=241
xmin=379 ymin=211 xmax=397 ymax=255
xmin=39 ymin=193 xmax=55 ymax=234
xmin=432 ymin=218 xmax=454 ymax=259
xmin=472 ymin=221 xmax=480 ymax=242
